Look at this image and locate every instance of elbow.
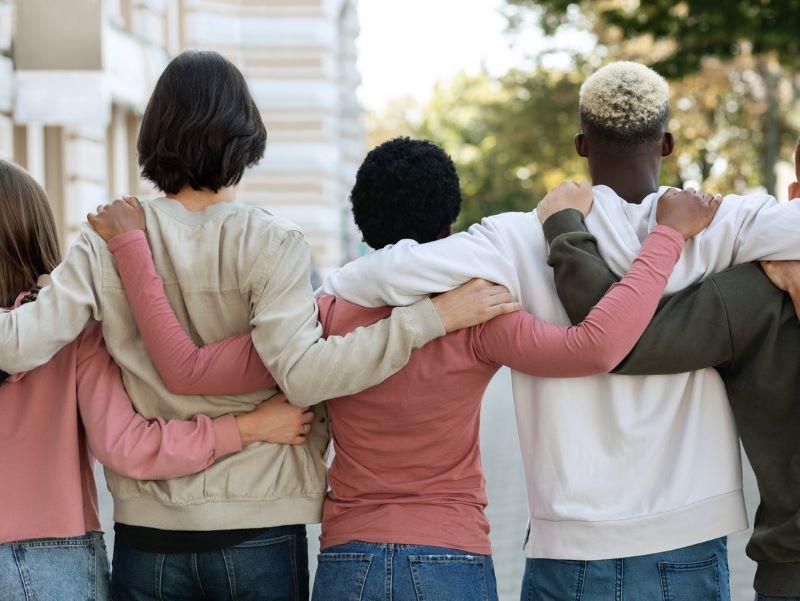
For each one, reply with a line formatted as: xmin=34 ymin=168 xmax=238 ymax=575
xmin=596 ymin=353 xmax=623 ymax=374
xmin=278 ymin=378 xmax=320 ymax=409
xmin=160 ymin=374 xmax=195 ymax=396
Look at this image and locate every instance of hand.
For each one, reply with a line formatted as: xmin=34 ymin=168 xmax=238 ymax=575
xmin=536 ymin=181 xmax=594 ymax=224
xmin=432 ymin=279 xmax=521 ymax=333
xmin=656 ymin=188 xmax=721 ymax=240
xmin=87 ymin=195 xmax=146 ymax=242
xmin=235 ymin=393 xmax=315 ymax=446
xmin=761 ymin=260 xmax=800 ymax=319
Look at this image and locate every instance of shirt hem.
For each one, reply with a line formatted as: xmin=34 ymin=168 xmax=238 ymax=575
xmin=321 ymin=533 xmax=492 ymax=556
xmin=114 ymin=496 xmax=323 ymax=531
xmin=526 ymin=490 xmax=748 ymax=560
xmin=754 ymin=561 xmax=800 ymax=597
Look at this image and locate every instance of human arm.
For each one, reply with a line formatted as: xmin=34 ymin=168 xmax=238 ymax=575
xmin=75 ymin=325 xmax=242 ymax=480
xmin=320 ymin=220 xmax=519 ymax=307
xmin=543 ymin=208 xmax=735 ymax=375
xmin=0 ymin=232 xmax=102 ymax=373
xmin=108 ymin=230 xmax=276 ymax=395
xmin=693 ymin=193 xmax=800 ymax=263
xmin=474 ymin=224 xmax=686 ymax=376
xmin=90 ymin=199 xmax=514 ymax=404
xmin=76 ymin=326 xmax=318 ymax=479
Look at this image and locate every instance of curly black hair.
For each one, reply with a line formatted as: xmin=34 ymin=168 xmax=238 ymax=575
xmin=137 ymin=50 xmax=267 ymax=194
xmin=351 ymin=138 xmax=462 ymax=249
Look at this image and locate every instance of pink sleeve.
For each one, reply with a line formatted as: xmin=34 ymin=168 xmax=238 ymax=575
xmin=474 ymin=225 xmax=684 ymax=377
xmin=75 ymin=325 xmax=242 ymax=480
xmin=108 ymin=230 xmax=276 ymax=395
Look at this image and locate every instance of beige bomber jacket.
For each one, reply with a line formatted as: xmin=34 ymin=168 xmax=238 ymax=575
xmin=0 ymin=198 xmax=445 ymax=530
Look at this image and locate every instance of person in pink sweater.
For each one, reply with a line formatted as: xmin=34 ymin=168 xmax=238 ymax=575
xmin=88 ymin=138 xmax=719 ymax=601
xmin=0 ymin=160 xmax=318 ymax=601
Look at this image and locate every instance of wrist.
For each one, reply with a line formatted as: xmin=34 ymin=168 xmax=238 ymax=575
xmin=235 ymin=414 xmax=257 ymax=445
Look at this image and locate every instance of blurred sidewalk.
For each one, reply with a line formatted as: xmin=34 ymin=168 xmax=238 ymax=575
xmin=96 ymin=369 xmax=759 ymax=600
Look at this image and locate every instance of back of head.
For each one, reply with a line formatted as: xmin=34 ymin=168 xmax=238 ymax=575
xmin=580 ymin=61 xmax=669 ymax=152
xmin=351 ymin=137 xmax=462 ymax=249
xmin=0 ymin=160 xmax=60 ymax=306
xmin=137 ymin=49 xmax=267 ymax=194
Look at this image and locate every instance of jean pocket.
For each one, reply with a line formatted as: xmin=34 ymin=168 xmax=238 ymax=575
xmin=311 ymin=553 xmax=372 ymax=601
xmin=12 ymin=535 xmax=105 ymax=601
xmin=659 ymin=556 xmax=722 ymax=601
xmin=409 ymin=554 xmax=488 ymax=601
xmin=226 ymin=533 xmax=308 ymax=601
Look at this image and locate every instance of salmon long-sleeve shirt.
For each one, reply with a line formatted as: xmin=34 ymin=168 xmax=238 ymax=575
xmin=0 ymin=304 xmax=242 ymax=545
xmin=107 ymin=226 xmax=684 ymax=554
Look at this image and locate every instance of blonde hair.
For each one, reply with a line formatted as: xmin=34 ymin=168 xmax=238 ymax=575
xmin=580 ymin=61 xmax=669 ymax=146
xmin=0 ymin=160 xmax=61 ymax=306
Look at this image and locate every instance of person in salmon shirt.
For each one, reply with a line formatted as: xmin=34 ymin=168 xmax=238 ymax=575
xmin=88 ymin=138 xmax=718 ymax=601
xmin=0 ymin=160 xmax=315 ymax=601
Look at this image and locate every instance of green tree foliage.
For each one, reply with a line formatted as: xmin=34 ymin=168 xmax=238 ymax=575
xmin=408 ymin=67 xmax=586 ymax=229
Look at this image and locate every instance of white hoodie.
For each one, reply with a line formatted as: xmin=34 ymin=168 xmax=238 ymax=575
xmin=321 ymin=185 xmax=800 ymax=560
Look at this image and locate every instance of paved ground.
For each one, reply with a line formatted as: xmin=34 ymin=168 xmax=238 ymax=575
xmin=97 ymin=369 xmax=759 ymax=600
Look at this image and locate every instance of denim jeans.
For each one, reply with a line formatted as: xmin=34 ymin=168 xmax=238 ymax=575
xmin=0 ymin=531 xmax=110 ymax=601
xmin=522 ymin=537 xmax=730 ymax=601
xmin=312 ymin=541 xmax=498 ymax=601
xmin=112 ymin=525 xmax=309 ymax=601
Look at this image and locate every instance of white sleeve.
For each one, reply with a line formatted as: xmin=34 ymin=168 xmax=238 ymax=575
xmin=710 ymin=194 xmax=800 ymax=263
xmin=319 ymin=216 xmax=521 ymax=307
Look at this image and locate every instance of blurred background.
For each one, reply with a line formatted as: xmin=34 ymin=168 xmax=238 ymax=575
xmin=3 ymin=0 xmax=791 ymax=599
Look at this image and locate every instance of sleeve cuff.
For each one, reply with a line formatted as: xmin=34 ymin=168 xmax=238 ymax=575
xmin=650 ymin=224 xmax=686 ymax=252
xmin=542 ymin=209 xmax=587 ymax=246
xmin=399 ymin=297 xmax=447 ymax=347
xmin=107 ymin=230 xmax=147 ymax=254
xmin=211 ymin=414 xmax=243 ymax=459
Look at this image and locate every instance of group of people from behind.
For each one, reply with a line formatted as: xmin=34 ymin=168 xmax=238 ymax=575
xmin=0 ymin=51 xmax=798 ymax=601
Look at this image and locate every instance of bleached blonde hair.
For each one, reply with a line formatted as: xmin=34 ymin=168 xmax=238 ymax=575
xmin=579 ymin=61 xmax=669 ymax=148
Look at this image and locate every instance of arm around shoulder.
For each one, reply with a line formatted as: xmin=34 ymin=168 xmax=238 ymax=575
xmin=250 ymin=229 xmax=445 ymax=407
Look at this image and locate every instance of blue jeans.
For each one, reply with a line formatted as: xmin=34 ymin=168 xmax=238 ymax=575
xmin=522 ymin=537 xmax=730 ymax=601
xmin=312 ymin=541 xmax=498 ymax=601
xmin=0 ymin=532 xmax=110 ymax=601
xmin=112 ymin=525 xmax=309 ymax=601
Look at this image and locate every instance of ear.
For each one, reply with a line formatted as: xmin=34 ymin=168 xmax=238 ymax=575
xmin=575 ymin=133 xmax=588 ymax=157
xmin=661 ymin=132 xmax=675 ymax=157
xmin=788 ymin=181 xmax=800 ymax=201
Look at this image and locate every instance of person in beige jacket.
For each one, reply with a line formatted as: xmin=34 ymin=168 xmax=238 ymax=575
xmin=0 ymin=51 xmax=514 ymax=600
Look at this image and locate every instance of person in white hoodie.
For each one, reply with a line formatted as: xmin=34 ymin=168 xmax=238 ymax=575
xmin=320 ymin=61 xmax=800 ymax=600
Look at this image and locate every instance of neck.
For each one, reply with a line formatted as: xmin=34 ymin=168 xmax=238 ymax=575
xmin=166 ymin=186 xmax=236 ymax=212
xmin=588 ymin=156 xmax=661 ymax=204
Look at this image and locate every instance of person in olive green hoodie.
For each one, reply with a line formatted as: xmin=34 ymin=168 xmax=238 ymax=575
xmin=537 ymin=159 xmax=800 ymax=600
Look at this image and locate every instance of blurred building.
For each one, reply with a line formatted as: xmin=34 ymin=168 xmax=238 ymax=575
xmin=1 ymin=0 xmax=363 ymax=271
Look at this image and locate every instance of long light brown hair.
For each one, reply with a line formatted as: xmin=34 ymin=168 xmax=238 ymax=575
xmin=0 ymin=160 xmax=60 ymax=306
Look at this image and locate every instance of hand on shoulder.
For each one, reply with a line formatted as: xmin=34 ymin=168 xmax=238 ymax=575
xmin=87 ymin=196 xmax=146 ymax=242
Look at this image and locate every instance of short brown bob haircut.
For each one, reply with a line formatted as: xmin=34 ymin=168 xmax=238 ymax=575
xmin=137 ymin=50 xmax=267 ymax=194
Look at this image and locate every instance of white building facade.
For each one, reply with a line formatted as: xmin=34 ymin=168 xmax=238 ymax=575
xmin=2 ymin=0 xmax=364 ymax=271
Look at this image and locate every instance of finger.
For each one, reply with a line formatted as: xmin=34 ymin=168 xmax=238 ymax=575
xmin=290 ymin=436 xmax=307 ymax=446
xmin=485 ymin=285 xmax=511 ymax=297
xmin=684 ymin=187 xmax=696 ymax=195
xmin=485 ymin=292 xmax=516 ymax=307
xmin=488 ymin=302 xmax=522 ymax=318
xmin=300 ymin=411 xmax=315 ymax=424
xmin=87 ymin=213 xmax=97 ymax=225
